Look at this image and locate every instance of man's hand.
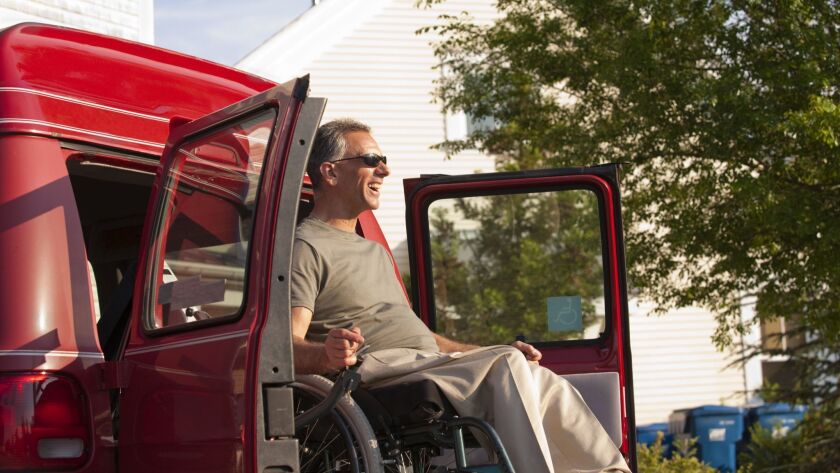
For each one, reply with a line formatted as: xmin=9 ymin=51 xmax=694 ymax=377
xmin=511 ymin=340 xmax=542 ymax=364
xmin=292 ymin=307 xmax=365 ymax=374
xmin=323 ymin=327 xmax=365 ymax=370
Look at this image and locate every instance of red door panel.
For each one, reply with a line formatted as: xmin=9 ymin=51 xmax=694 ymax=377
xmin=404 ymin=166 xmax=637 ymax=468
xmin=117 ymin=77 xmax=324 ymax=473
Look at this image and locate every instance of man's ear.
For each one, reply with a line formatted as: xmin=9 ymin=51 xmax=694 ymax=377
xmin=319 ymin=162 xmax=338 ymax=186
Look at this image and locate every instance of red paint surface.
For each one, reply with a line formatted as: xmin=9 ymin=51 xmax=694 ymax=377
xmin=0 ymin=23 xmax=276 ymax=154
xmin=0 ymin=133 xmax=115 ymax=472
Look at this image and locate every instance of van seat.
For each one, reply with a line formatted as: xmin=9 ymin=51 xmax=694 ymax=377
xmin=561 ymin=372 xmax=622 ymax=448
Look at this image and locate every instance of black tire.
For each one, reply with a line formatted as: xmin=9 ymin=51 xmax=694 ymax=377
xmin=293 ymin=374 xmax=384 ymax=473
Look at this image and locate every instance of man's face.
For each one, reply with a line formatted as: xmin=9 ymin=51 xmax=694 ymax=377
xmin=330 ymin=131 xmax=390 ymax=213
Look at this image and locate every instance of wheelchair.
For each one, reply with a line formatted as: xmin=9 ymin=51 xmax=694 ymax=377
xmin=292 ymin=364 xmax=516 ymax=473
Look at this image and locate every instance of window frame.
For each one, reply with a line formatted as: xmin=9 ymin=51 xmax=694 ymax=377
xmin=140 ymin=107 xmax=279 ymax=336
xmin=414 ymin=181 xmax=614 ymax=349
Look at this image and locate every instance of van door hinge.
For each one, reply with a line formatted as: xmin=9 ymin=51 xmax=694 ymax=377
xmin=97 ymin=361 xmax=132 ymax=390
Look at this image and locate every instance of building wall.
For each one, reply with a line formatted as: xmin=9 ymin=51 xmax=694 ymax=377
xmin=629 ymin=301 xmax=748 ymax=425
xmin=0 ymin=0 xmax=154 ymax=43
xmin=238 ymin=0 xmax=499 ymax=274
xmin=238 ymin=0 xmax=755 ymax=428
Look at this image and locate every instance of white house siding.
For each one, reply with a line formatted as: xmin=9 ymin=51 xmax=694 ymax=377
xmin=238 ymin=0 xmax=755 ymax=428
xmin=629 ymin=300 xmax=748 ymax=425
xmin=237 ymin=0 xmax=499 ymax=273
xmin=0 ymin=0 xmax=154 ymax=43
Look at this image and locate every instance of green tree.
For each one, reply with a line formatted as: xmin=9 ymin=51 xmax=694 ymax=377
xmin=429 ymin=190 xmax=604 ymax=346
xmin=420 ymin=0 xmax=840 ymax=468
xmin=429 ymin=206 xmax=470 ymax=339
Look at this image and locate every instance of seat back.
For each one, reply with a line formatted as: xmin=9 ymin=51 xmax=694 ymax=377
xmin=562 ymin=372 xmax=622 ymax=447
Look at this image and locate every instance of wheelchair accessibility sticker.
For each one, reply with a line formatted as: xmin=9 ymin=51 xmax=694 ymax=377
xmin=547 ymin=296 xmax=583 ymax=332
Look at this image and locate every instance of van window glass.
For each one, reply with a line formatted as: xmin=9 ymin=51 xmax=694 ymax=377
xmin=426 ymin=188 xmax=606 ymax=345
xmin=147 ymin=110 xmax=274 ymax=329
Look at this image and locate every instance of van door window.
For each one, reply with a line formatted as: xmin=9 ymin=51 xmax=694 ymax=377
xmin=144 ymin=110 xmax=275 ymax=329
xmin=425 ymin=188 xmax=607 ymax=345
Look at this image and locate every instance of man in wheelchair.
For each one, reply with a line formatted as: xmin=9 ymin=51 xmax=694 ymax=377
xmin=289 ymin=118 xmax=631 ymax=473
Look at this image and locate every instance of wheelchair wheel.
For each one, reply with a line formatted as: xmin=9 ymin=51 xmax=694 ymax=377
xmin=293 ymin=375 xmax=384 ymax=473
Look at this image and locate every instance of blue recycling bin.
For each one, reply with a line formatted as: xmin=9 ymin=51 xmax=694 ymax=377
xmin=746 ymin=403 xmax=807 ymax=438
xmin=669 ymin=405 xmax=744 ymax=472
xmin=637 ymin=422 xmax=673 ymax=457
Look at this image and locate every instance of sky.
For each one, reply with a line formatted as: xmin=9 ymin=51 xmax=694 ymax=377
xmin=154 ymin=0 xmax=313 ymax=66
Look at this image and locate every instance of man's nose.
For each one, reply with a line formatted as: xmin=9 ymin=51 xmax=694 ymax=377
xmin=376 ymin=160 xmax=390 ymax=177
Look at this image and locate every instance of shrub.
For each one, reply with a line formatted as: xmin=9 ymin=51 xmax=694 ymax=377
xmin=637 ymin=433 xmax=716 ymax=473
xmin=736 ymin=406 xmax=840 ymax=473
xmin=736 ymin=423 xmax=802 ymax=473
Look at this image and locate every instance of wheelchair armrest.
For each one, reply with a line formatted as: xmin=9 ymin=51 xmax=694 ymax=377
xmin=294 ymin=365 xmax=362 ymax=430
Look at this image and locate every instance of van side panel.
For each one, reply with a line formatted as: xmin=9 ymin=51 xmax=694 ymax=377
xmin=0 ymin=134 xmax=115 ymax=471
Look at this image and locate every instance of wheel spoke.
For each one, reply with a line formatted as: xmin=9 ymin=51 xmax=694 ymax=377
xmin=293 ymin=377 xmax=382 ymax=473
xmin=300 ymin=416 xmax=319 ymax=451
xmin=301 ymin=423 xmax=346 ymax=471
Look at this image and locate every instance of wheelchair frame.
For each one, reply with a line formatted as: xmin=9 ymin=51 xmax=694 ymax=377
xmin=293 ymin=366 xmax=516 ymax=473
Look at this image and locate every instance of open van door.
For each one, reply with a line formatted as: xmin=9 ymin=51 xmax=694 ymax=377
xmin=114 ymin=77 xmax=324 ymax=473
xmin=404 ymin=165 xmax=638 ymax=470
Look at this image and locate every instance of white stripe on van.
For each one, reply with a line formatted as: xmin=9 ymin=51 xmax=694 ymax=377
xmin=0 ymin=118 xmax=165 ymax=149
xmin=0 ymin=87 xmax=170 ymax=122
xmin=0 ymin=350 xmax=104 ymax=359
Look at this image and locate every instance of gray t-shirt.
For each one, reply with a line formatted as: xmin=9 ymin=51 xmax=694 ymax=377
xmin=290 ymin=217 xmax=439 ymax=353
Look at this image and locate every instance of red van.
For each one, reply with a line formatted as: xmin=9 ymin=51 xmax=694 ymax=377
xmin=0 ymin=23 xmax=637 ymax=472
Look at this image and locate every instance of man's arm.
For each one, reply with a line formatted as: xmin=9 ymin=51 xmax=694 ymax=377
xmin=433 ymin=333 xmax=542 ymax=363
xmin=291 ymin=306 xmax=365 ymax=374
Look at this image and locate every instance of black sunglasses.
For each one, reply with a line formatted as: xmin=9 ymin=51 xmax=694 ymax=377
xmin=332 ymin=153 xmax=388 ymax=167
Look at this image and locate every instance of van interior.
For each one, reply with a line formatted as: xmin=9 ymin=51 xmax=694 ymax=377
xmin=66 ymin=152 xmax=156 ymax=359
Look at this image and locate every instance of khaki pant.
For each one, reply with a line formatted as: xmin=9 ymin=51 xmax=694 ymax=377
xmin=358 ymin=346 xmax=630 ymax=473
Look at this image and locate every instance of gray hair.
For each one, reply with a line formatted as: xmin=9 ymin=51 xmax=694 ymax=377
xmin=307 ymin=118 xmax=371 ymax=188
